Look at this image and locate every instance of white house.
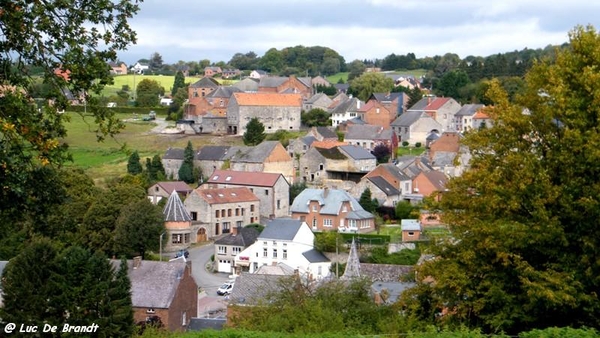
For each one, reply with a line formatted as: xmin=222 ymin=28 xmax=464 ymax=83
xmin=131 ymin=62 xmax=149 ymax=74
xmin=234 ymin=218 xmax=330 ymax=280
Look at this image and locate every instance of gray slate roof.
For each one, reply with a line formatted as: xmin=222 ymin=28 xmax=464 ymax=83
xmin=454 ymin=103 xmax=485 ymax=117
xmin=196 ymin=146 xmax=231 ymax=161
xmin=344 ymin=124 xmax=393 ymax=140
xmin=339 ymin=145 xmax=376 ymax=160
xmin=360 ymin=263 xmax=413 ymax=282
xmin=214 ymin=227 xmax=259 ymax=247
xmin=368 ymin=176 xmax=401 ymax=196
xmin=330 ymin=97 xmax=362 ymax=115
xmin=228 ymin=273 xmax=284 ymax=305
xmin=188 ymin=318 xmax=225 ymax=331
xmin=259 ymin=218 xmax=304 ymax=241
xmin=163 ymin=191 xmax=192 ymax=222
xmin=229 ymin=141 xmax=279 ymax=163
xmin=407 ymin=96 xmax=434 ymax=111
xmin=315 ymin=126 xmax=337 ymax=139
xmin=232 ymin=78 xmax=259 ymax=92
xmin=371 ymin=281 xmax=416 ymax=304
xmin=391 ymin=111 xmax=424 ymax=127
xmin=111 ymin=260 xmax=189 ymax=308
xmin=305 ymin=93 xmax=328 ymax=104
xmin=291 ymin=188 xmax=374 ymax=219
xmin=342 ymin=239 xmax=361 ymax=280
xmin=301 ymin=135 xmax=317 ymax=147
xmin=163 ymin=147 xmax=185 ymax=160
xmin=379 ymin=163 xmax=411 ymax=181
xmin=258 ymin=76 xmax=288 ymax=88
xmin=371 ymin=92 xmax=403 ymax=103
xmin=302 ymin=249 xmax=330 ymax=263
xmin=189 ymin=77 xmax=219 ymax=89
xmin=205 ymin=86 xmax=242 ymax=98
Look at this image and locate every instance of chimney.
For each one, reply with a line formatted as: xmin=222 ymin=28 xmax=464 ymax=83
xmin=133 ymin=256 xmax=142 ymax=269
xmin=356 ymin=100 xmax=360 ymax=109
xmin=323 ymin=187 xmax=329 ymax=198
xmin=232 ymin=225 xmax=240 ymax=236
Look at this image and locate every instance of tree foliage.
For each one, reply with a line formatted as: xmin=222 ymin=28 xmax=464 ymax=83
xmin=406 ymin=25 xmax=600 ymax=334
xmin=171 ymin=70 xmax=186 ymax=96
xmin=136 ymin=79 xmax=164 ymax=107
xmin=178 ymin=141 xmax=195 ymax=183
xmin=243 ymin=117 xmax=266 ymax=146
xmin=359 ymin=188 xmax=378 ymax=213
xmin=301 ymin=108 xmax=331 ymax=127
xmin=114 ymin=199 xmax=165 ymax=259
xmin=348 ymin=72 xmax=394 ymax=101
xmin=127 ymin=150 xmax=143 ymax=175
xmin=371 ymin=143 xmax=391 ymax=164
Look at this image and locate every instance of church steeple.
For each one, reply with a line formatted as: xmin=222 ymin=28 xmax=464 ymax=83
xmin=342 ymin=238 xmax=360 ymax=279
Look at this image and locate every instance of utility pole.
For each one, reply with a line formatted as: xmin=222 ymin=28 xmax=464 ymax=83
xmin=336 ymin=235 xmax=339 ymax=278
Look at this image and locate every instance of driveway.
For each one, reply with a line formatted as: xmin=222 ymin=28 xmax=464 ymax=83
xmin=188 ymin=243 xmax=232 ymax=294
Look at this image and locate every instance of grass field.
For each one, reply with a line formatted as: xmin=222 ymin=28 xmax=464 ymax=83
xmin=397 ymin=146 xmax=426 ymax=157
xmin=326 ymin=72 xmax=349 ymax=84
xmin=61 ymin=112 xmax=241 ymax=184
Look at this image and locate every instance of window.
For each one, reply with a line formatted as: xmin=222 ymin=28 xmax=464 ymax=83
xmin=404 ymin=182 xmax=409 ymax=192
xmin=277 ymin=200 xmax=281 ymax=210
xmin=215 ymin=210 xmax=220 ymax=218
xmin=218 ymin=246 xmax=227 ymax=254
xmin=233 ymin=247 xmax=242 ymax=255
xmin=323 ymin=219 xmax=333 ymax=227
xmin=263 ymin=248 xmax=268 ymax=257
xmin=312 ymin=204 xmax=318 ymax=212
xmin=349 ymin=220 xmax=357 ymax=228
xmin=250 ymin=205 xmax=255 ymax=212
xmin=184 ymin=234 xmax=190 ymax=243
xmin=273 ymin=249 xmax=278 ymax=258
xmin=235 ymin=208 xmax=240 ymax=216
xmin=221 ymin=209 xmax=226 ymax=217
xmin=237 ymin=221 xmax=243 ymax=228
xmin=319 ymin=163 xmax=324 ymax=170
xmin=342 ymin=205 xmax=348 ymax=212
xmin=223 ymin=222 xmax=230 ymax=233
xmin=155 ymin=186 xmax=159 ymax=192
xmin=265 ymin=189 xmax=269 ymax=196
xmin=228 ymin=209 xmax=232 ymax=217
xmin=408 ymin=231 xmax=415 ymax=236
xmin=318 ymin=266 xmax=322 ymax=276
xmin=241 ymin=208 xmax=245 ymax=216
xmin=312 ymin=218 xmax=317 ymax=229
xmin=283 ymin=249 xmax=288 ymax=259
xmin=172 ymin=234 xmax=182 ymax=244
xmin=190 ymin=212 xmax=197 ymax=221
xmin=182 ymin=311 xmax=187 ymax=326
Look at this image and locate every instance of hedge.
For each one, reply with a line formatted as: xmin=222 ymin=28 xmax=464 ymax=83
xmin=67 ymin=105 xmax=170 ymax=115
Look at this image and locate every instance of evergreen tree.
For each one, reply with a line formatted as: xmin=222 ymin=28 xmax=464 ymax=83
xmin=243 ymin=117 xmax=266 ymax=146
xmin=178 ymin=141 xmax=195 ymax=183
xmin=152 ymin=154 xmax=166 ymax=180
xmin=105 ymin=258 xmax=135 ymax=336
xmin=127 ymin=150 xmax=143 ymax=175
xmin=113 ymin=199 xmax=165 ymax=259
xmin=171 ymin=70 xmax=185 ymax=96
xmin=145 ymin=157 xmax=154 ymax=180
xmin=359 ymin=188 xmax=377 ymax=213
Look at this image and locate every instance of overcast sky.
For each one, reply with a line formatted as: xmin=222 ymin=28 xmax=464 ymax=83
xmin=119 ymin=0 xmax=600 ymax=65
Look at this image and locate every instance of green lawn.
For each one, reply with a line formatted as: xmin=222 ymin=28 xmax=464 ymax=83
xmin=396 ymin=146 xmax=426 ymax=157
xmin=377 ymin=225 xmax=402 ymax=242
xmin=387 ymin=68 xmax=428 ymax=78
xmin=103 ymin=74 xmax=197 ymax=97
xmin=326 ymin=72 xmax=349 ymax=84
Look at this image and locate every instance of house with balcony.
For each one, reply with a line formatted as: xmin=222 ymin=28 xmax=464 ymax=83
xmin=233 ymin=218 xmax=330 ymax=279
xmin=290 ymin=188 xmax=375 ymax=233
xmin=183 ymin=187 xmax=260 ymax=239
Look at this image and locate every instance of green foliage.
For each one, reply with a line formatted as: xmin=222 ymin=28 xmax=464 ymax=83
xmin=178 ymin=141 xmax=195 ymax=183
xmin=243 ymin=117 xmax=266 ymax=146
xmin=435 ymin=69 xmax=471 ymax=101
xmin=348 ymin=72 xmax=395 ymax=101
xmin=362 ymin=245 xmax=421 ymax=265
xmin=372 ymin=143 xmax=391 ymax=163
xmin=171 ymin=70 xmax=185 ymax=96
xmin=336 ymin=130 xmax=345 ymax=141
xmin=407 ymin=25 xmax=600 ymax=334
xmin=315 ymin=83 xmax=337 ymax=95
xmin=347 ymin=59 xmax=366 ymax=81
xmin=415 ymin=142 xmax=422 ymax=148
xmin=127 ymin=150 xmax=143 ymax=175
xmin=113 ymin=199 xmax=165 ymax=259
xmin=1 ymin=240 xmax=134 ymax=334
xmin=245 ymin=223 xmax=265 ymax=233
xmin=407 ymin=86 xmax=424 ymax=108
xmin=314 ymin=231 xmax=344 ymax=252
xmin=402 ymin=141 xmax=410 ymax=147
xmin=301 ymin=108 xmax=331 ymax=127
xmin=136 ymin=78 xmax=164 ymax=107
xmin=146 ymin=154 xmax=166 ymax=181
xmin=289 ymin=181 xmax=308 ymax=204
xmin=265 ymin=129 xmax=304 ymax=148
xmin=519 ymin=327 xmax=599 ymax=338
xmin=396 ymin=201 xmax=418 ymax=220
xmin=359 ymin=188 xmax=378 ymax=213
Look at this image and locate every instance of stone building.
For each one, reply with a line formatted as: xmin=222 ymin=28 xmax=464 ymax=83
xmin=163 ymin=191 xmax=193 ymax=252
xmin=226 ymin=92 xmax=302 ymax=135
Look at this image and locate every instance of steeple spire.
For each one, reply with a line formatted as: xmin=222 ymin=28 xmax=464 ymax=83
xmin=342 ymin=238 xmax=360 ymax=279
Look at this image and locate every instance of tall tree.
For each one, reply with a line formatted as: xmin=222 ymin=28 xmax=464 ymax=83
xmin=136 ymin=79 xmax=164 ymax=107
xmin=151 ymin=155 xmax=166 ymax=180
xmin=348 ymin=72 xmax=394 ymax=101
xmin=406 ymin=25 xmax=600 ymax=334
xmin=358 ymin=188 xmax=378 ymax=213
xmin=114 ymin=199 xmax=165 ymax=259
xmin=127 ymin=150 xmax=143 ymax=175
xmin=171 ymin=70 xmax=185 ymax=96
xmin=178 ymin=141 xmax=195 ymax=183
xmin=347 ymin=59 xmax=366 ymax=81
xmin=0 ymin=0 xmax=139 ymax=251
xmin=243 ymin=117 xmax=266 ymax=146
xmin=149 ymin=52 xmax=164 ymax=70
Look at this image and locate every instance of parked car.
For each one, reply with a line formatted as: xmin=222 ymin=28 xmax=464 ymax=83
xmin=217 ymin=281 xmax=235 ymax=296
xmin=142 ymin=111 xmax=156 ymax=121
xmin=174 ymin=249 xmax=189 ymax=259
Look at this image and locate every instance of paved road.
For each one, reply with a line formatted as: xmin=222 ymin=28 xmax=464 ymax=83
xmin=187 ymin=242 xmax=231 ymax=296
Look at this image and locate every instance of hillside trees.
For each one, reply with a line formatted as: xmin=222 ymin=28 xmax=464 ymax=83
xmin=348 ymin=72 xmax=394 ymax=101
xmin=0 ymin=0 xmax=139 ymax=254
xmin=405 ymin=25 xmax=600 ymax=334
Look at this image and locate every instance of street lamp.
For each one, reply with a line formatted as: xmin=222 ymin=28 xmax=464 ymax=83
xmin=159 ymin=231 xmax=166 ymax=261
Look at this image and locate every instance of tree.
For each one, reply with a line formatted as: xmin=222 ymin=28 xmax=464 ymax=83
xmin=395 ymin=201 xmax=416 ymax=220
xmin=149 ymin=52 xmax=164 ymax=70
xmin=127 ymin=150 xmax=143 ymax=175
xmin=359 ymin=188 xmax=378 ymax=213
xmin=406 ymin=25 xmax=600 ymax=334
xmin=435 ymin=69 xmax=471 ymax=101
xmin=347 ymin=59 xmax=366 ymax=81
xmin=178 ymin=141 xmax=195 ymax=183
xmin=0 ymin=0 xmax=139 ymax=251
xmin=301 ymin=108 xmax=331 ymax=127
xmin=371 ymin=143 xmax=391 ymax=164
xmin=136 ymin=79 xmax=164 ymax=107
xmin=259 ymin=48 xmax=285 ymax=73
xmin=114 ymin=199 xmax=165 ymax=259
xmin=171 ymin=70 xmax=185 ymax=96
xmin=243 ymin=117 xmax=266 ymax=146
xmin=289 ymin=181 xmax=308 ymax=204
xmin=348 ymin=72 xmax=394 ymax=101
xmin=152 ymin=155 xmax=166 ymax=180
xmin=320 ymin=57 xmax=341 ymax=76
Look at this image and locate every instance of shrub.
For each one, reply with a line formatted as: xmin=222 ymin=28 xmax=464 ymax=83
xmin=415 ymin=142 xmax=422 ymax=148
xmin=402 ymin=141 xmax=409 ymax=147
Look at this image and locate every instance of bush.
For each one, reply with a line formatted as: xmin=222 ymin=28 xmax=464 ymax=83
xmin=415 ymin=142 xmax=422 ymax=148
xmin=402 ymin=141 xmax=409 ymax=147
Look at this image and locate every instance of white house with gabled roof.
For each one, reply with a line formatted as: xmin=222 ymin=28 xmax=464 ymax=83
xmin=233 ymin=218 xmax=330 ymax=279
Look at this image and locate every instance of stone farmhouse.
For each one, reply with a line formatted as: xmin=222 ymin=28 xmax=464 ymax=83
xmin=183 ymin=187 xmax=260 ymax=239
xmin=226 ymin=92 xmax=302 ymax=135
xmin=202 ymin=169 xmax=290 ymax=220
xmin=406 ymin=96 xmax=462 ymax=132
xmin=257 ymin=76 xmax=313 ymax=99
xmin=290 ymin=188 xmax=375 ymax=233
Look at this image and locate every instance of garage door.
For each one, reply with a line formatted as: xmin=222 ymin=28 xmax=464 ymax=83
xmin=217 ymin=259 xmax=231 ymax=273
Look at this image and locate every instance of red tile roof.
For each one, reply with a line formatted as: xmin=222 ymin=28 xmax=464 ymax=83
xmin=473 ymin=110 xmax=490 ymax=119
xmin=233 ymin=93 xmax=302 ymax=107
xmin=424 ymin=97 xmax=450 ymax=111
xmin=206 ymin=169 xmax=284 ymax=187
xmin=194 ymin=187 xmax=259 ymax=204
xmin=311 ymin=140 xmax=348 ymax=149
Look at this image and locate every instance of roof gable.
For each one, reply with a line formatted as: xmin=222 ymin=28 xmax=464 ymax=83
xmin=190 ymin=77 xmax=219 ymax=89
xmin=196 ymin=146 xmax=231 ymax=161
xmin=155 ymin=181 xmax=192 ymax=195
xmin=194 ymin=187 xmax=259 ymax=204
xmin=214 ymin=227 xmax=259 ymax=246
xmin=259 ymin=218 xmax=305 ymax=240
xmin=339 ymin=145 xmax=376 ymax=160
